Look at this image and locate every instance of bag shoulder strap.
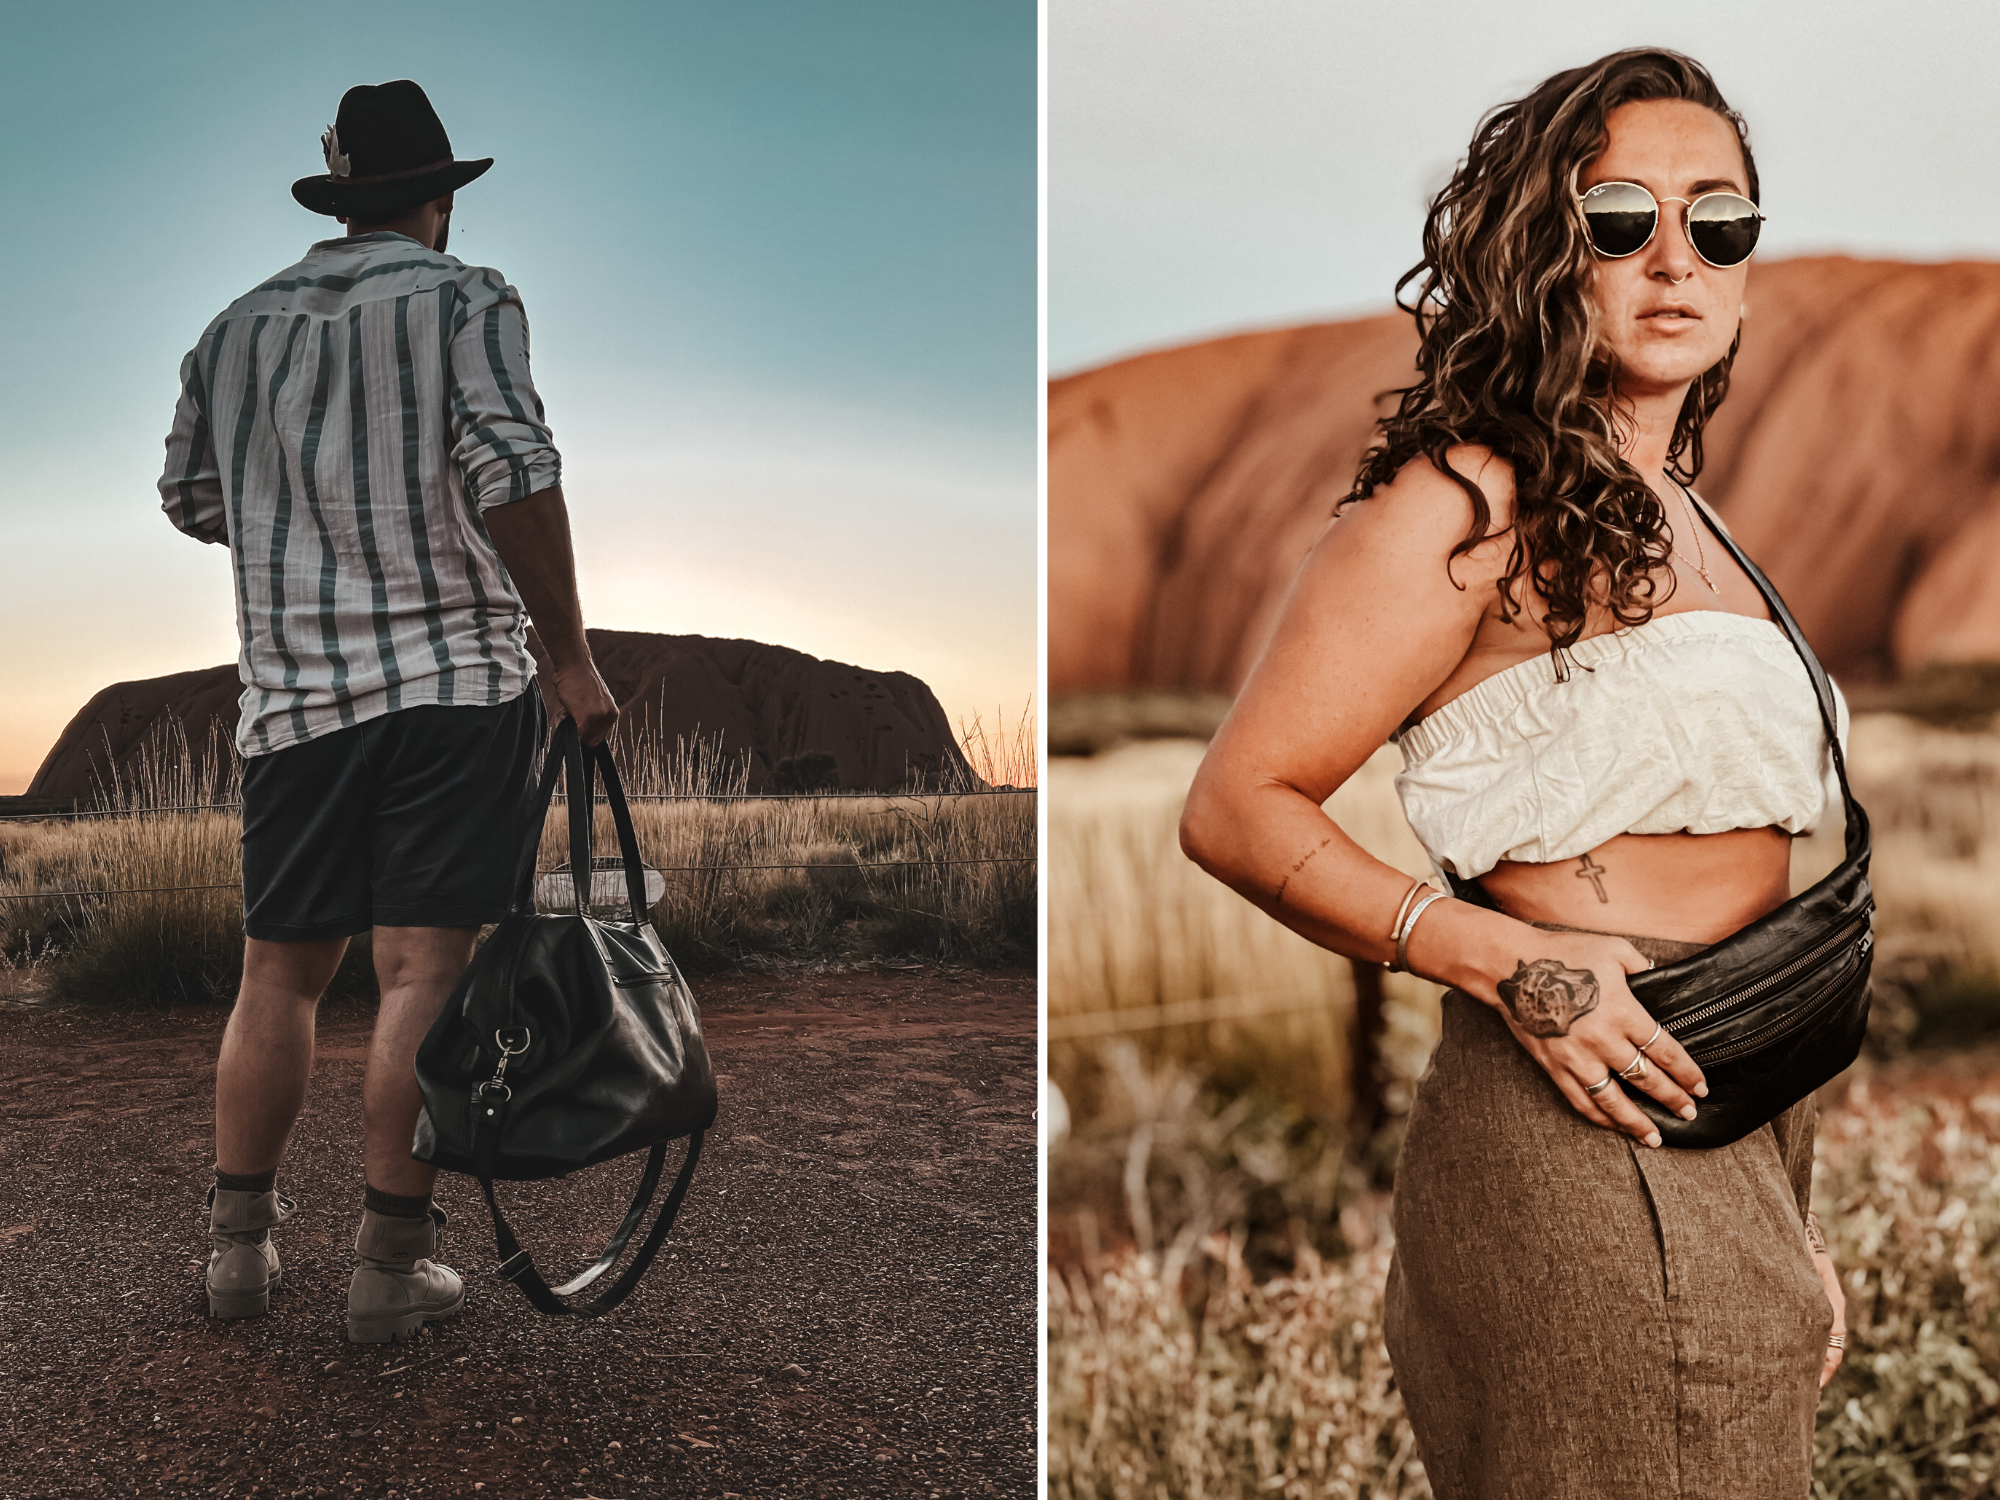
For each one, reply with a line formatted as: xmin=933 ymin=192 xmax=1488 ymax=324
xmin=1446 ymin=486 xmax=1868 ymax=909
xmin=1675 ymin=481 xmax=1865 ymax=862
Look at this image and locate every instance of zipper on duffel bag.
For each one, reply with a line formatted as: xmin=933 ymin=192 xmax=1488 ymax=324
xmin=1675 ymin=927 xmax=1873 ymax=1065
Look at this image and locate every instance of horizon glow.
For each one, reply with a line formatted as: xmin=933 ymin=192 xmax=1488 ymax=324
xmin=0 ymin=0 xmax=1035 ymax=793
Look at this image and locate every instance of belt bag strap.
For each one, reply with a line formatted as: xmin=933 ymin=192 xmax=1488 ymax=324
xmin=1447 ymin=488 xmax=1867 ymax=915
xmin=1679 ymin=482 xmax=1864 ymax=863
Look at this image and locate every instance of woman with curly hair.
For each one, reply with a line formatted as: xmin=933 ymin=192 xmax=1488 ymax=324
xmin=1180 ymin=48 xmax=1846 ymax=1496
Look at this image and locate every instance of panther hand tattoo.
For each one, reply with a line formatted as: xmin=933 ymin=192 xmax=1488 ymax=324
xmin=1496 ymin=957 xmax=1601 ymax=1037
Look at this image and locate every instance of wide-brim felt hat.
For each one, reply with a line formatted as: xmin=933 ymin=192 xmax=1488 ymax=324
xmin=292 ymin=79 xmax=492 ymax=219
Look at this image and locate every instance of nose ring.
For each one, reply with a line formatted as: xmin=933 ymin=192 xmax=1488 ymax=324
xmin=1666 ymin=272 xmax=1692 ymax=285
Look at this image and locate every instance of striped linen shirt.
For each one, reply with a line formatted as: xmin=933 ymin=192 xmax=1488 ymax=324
xmin=159 ymin=230 xmax=558 ymax=756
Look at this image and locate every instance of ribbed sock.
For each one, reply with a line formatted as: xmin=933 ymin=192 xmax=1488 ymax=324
xmin=214 ymin=1166 xmax=276 ymax=1194
xmin=363 ymin=1184 xmax=433 ymax=1220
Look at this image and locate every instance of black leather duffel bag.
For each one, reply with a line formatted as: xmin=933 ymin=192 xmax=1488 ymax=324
xmin=413 ymin=718 xmax=717 ymax=1314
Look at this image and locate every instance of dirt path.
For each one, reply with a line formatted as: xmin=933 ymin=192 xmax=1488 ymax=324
xmin=0 ymin=968 xmax=1036 ymax=1499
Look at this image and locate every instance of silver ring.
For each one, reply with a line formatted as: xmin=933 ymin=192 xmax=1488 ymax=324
xmin=1827 ymin=1333 xmax=1846 ymax=1350
xmin=1617 ymin=1051 xmax=1650 ymax=1082
xmin=1639 ymin=1023 xmax=1664 ymax=1054
xmin=1585 ymin=1073 xmax=1618 ymax=1097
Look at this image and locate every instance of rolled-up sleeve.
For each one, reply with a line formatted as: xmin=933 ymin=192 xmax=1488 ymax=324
xmin=447 ymin=278 xmax=562 ymax=511
xmin=159 ymin=346 xmax=228 ymax=544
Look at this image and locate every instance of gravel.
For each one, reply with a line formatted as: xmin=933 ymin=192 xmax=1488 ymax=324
xmin=0 ymin=968 xmax=1035 ymax=1498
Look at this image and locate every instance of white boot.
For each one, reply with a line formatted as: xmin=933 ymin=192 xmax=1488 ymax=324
xmin=206 ymin=1186 xmax=292 ymax=1319
xmin=346 ymin=1205 xmax=465 ymax=1344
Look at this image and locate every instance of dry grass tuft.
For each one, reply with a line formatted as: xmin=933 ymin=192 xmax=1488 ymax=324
xmin=1051 ymin=1240 xmax=1425 ymax=1500
xmin=1809 ymin=1082 xmax=2000 ymax=1495
xmin=1048 ymin=740 xmax=1443 ymax=1132
xmin=1049 ymin=1051 xmax=2000 ymax=1500
xmin=0 ymin=716 xmax=1035 ymax=1005
xmin=955 ymin=699 xmax=1040 ymax=789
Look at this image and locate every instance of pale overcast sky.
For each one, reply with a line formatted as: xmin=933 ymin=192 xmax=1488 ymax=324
xmin=1052 ymin=0 xmax=2000 ymax=372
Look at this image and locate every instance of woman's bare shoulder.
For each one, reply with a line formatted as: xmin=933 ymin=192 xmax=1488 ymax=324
xmin=1329 ymin=444 xmax=1519 ymax=572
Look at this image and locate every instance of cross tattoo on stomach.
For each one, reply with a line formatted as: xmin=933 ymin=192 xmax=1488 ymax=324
xmin=1576 ymin=853 xmax=1610 ymax=903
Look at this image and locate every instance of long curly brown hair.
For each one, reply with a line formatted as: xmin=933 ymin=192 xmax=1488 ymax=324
xmin=1343 ymin=48 xmax=1760 ymax=655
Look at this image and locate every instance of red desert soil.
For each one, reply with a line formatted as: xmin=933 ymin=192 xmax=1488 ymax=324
xmin=1050 ymin=256 xmax=2000 ymax=696
xmin=0 ymin=968 xmax=1034 ymax=1499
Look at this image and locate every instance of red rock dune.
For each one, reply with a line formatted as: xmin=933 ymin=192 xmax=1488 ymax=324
xmin=27 ymin=630 xmax=975 ymax=801
xmin=1051 ymin=256 xmax=2000 ymax=694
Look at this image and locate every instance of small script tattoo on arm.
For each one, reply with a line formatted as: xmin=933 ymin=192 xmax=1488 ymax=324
xmin=1272 ymin=836 xmax=1334 ymax=909
xmin=1496 ymin=957 xmax=1601 ymax=1037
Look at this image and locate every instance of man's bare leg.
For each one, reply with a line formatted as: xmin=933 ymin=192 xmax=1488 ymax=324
xmin=215 ymin=936 xmax=349 ymax=1175
xmin=363 ymin=925 xmax=479 ymax=1197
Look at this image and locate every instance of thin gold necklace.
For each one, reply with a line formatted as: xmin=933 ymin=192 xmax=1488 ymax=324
xmin=1664 ymin=477 xmax=1719 ymax=594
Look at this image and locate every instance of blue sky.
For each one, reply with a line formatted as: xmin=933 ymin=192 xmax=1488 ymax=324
xmin=1053 ymin=0 xmax=2000 ymax=372
xmin=0 ymin=0 xmax=1036 ymax=791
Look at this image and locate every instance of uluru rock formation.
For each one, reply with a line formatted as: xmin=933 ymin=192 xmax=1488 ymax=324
xmin=1051 ymin=256 xmax=2000 ymax=696
xmin=27 ymin=630 xmax=975 ymax=801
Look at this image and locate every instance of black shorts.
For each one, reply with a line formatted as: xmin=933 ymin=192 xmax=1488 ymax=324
xmin=240 ymin=691 xmax=547 ymax=942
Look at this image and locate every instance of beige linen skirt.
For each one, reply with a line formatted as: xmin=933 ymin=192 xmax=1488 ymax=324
xmin=1382 ymin=932 xmax=1831 ymax=1500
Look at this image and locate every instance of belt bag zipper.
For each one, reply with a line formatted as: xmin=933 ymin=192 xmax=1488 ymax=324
xmin=1687 ymin=938 xmax=1870 ymax=1064
xmin=1664 ymin=911 xmax=1872 ymax=1042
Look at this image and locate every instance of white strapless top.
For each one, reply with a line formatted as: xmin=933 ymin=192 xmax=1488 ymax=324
xmin=1390 ymin=611 xmax=1848 ymax=883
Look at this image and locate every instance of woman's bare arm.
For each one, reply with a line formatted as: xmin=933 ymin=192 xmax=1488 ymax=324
xmin=1181 ymin=450 xmax=1519 ymax=982
xmin=1180 ymin=450 xmax=1707 ymax=1143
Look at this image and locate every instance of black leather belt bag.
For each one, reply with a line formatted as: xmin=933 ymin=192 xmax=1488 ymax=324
xmin=1453 ymin=504 xmax=1872 ymax=1150
xmin=413 ymin=718 xmax=718 ymax=1313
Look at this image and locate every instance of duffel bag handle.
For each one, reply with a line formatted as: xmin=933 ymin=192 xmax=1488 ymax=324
xmin=509 ymin=719 xmax=654 ymax=925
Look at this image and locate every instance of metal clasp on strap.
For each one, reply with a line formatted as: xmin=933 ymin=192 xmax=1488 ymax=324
xmin=474 ymin=1027 xmax=532 ymax=1111
xmin=499 ymin=1250 xmax=534 ymax=1282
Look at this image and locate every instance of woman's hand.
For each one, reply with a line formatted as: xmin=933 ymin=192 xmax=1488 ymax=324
xmin=1487 ymin=929 xmax=1708 ymax=1147
xmin=1812 ymin=1229 xmax=1846 ymax=1388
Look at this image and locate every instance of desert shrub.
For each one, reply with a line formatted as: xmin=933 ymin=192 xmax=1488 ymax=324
xmin=770 ymin=751 xmax=842 ymax=793
xmin=1051 ymin=1240 xmax=1426 ymax=1500
xmin=3 ymin=720 xmax=1036 ymax=1003
xmin=1810 ymin=1087 xmax=2000 ymax=1497
xmin=34 ymin=723 xmax=246 ymax=1008
xmin=1905 ymin=969 xmax=2000 ymax=1049
xmin=1048 ymin=690 xmax=1233 ymax=757
xmin=1048 ymin=1062 xmax=2000 ymax=1500
xmin=1047 ymin=1050 xmax=1412 ymax=1500
xmin=1052 ymin=1043 xmax=1356 ymax=1279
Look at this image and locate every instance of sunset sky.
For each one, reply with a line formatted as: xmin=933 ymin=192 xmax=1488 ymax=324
xmin=0 ymin=0 xmax=1035 ymax=793
xmin=1053 ymin=0 xmax=2000 ymax=372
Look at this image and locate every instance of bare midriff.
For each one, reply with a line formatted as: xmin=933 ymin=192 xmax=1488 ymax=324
xmin=1474 ymin=825 xmax=1794 ymax=946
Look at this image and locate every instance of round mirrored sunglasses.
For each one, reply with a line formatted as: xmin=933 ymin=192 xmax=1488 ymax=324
xmin=1573 ymin=177 xmax=1764 ymax=269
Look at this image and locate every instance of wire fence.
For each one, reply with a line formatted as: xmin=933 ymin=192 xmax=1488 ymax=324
xmin=1 ymin=854 xmax=1038 ymax=904
xmin=1047 ymin=987 xmax=1340 ymax=1041
xmin=0 ymin=786 xmax=1038 ymax=823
